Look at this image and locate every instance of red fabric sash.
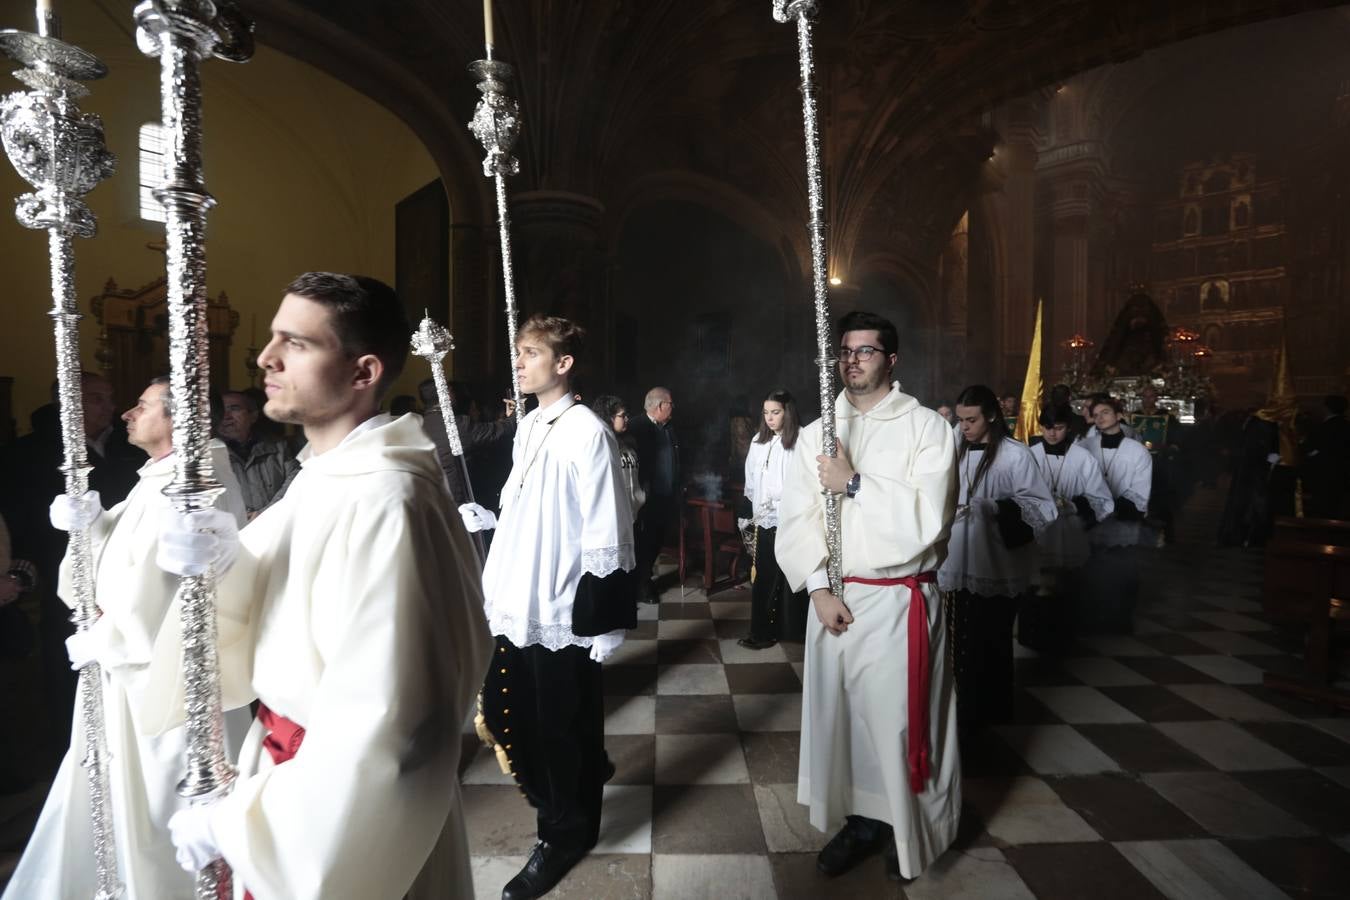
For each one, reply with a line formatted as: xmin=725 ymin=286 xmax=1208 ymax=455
xmin=240 ymin=704 xmax=307 ymax=900
xmin=842 ymin=572 xmax=938 ymax=794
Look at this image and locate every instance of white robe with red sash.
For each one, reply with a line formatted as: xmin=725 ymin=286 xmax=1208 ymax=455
xmin=775 ymin=384 xmax=960 ymax=879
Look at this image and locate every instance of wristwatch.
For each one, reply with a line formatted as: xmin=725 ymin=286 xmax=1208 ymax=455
xmin=845 ymin=472 xmax=861 ymax=499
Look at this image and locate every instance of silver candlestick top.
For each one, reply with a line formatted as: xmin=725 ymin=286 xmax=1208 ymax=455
xmin=469 ymin=56 xmax=525 ymax=423
xmin=1 ymin=14 xmax=122 ymax=899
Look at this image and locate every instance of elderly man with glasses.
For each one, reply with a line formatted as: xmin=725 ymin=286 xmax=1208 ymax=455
xmin=630 ymin=387 xmax=680 ymax=603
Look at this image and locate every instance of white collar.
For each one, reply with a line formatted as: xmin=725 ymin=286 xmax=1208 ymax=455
xmin=535 ymin=393 xmax=577 ymax=424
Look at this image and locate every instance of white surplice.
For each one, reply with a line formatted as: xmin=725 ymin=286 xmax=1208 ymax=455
xmin=938 ymin=438 xmax=1058 ymax=598
xmin=4 ymin=441 xmax=249 ymax=900
xmin=775 ymin=384 xmax=960 ymax=879
xmin=1030 ymin=441 xmax=1114 ymax=568
xmin=1081 ymin=431 xmax=1153 ymax=548
xmin=743 ymin=433 xmax=792 ymax=529
xmin=139 ymin=414 xmax=493 ymax=900
xmin=481 ymin=394 xmax=635 ymax=650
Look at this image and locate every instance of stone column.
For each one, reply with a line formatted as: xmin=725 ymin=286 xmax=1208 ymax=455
xmin=1037 ymin=144 xmax=1107 ymax=377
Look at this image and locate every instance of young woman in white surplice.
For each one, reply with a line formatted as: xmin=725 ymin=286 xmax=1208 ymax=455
xmin=938 ymin=385 xmax=1057 ymax=732
xmin=737 ymin=389 xmax=808 ymax=649
xmin=3 ymin=378 xmax=249 ymax=900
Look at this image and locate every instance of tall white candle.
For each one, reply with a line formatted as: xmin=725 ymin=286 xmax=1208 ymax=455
xmin=483 ymin=0 xmax=494 ymax=53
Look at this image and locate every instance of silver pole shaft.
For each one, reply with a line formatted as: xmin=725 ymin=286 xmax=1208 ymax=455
xmin=134 ymin=4 xmax=253 ymax=897
xmin=0 ymin=18 xmax=122 ymax=896
xmin=494 ymin=174 xmax=524 ymax=422
xmin=776 ymin=1 xmax=842 ymax=597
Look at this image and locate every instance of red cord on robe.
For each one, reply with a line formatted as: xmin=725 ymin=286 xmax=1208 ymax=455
xmin=841 ymin=572 xmax=938 ymax=793
xmin=237 ymin=704 xmax=307 ymax=900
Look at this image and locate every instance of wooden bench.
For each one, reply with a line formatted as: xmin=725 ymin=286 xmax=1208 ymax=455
xmin=679 ymin=497 xmax=747 ymax=593
xmin=1262 ymin=516 xmax=1350 ymax=709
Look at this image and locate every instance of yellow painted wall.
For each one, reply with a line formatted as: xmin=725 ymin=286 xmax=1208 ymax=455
xmin=0 ymin=0 xmax=442 ymax=433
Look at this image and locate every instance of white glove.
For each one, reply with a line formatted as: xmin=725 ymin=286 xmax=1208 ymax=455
xmin=589 ymin=629 xmax=626 ymax=663
xmin=970 ymin=497 xmax=1000 ymax=519
xmin=737 ymin=517 xmax=751 ymax=533
xmin=458 ymin=502 xmax=498 ymax=534
xmin=65 ymin=615 xmax=114 ymax=671
xmin=168 ymin=803 xmax=222 ymax=873
xmin=50 ymin=490 xmax=102 ymax=532
xmin=157 ymin=509 xmax=240 ymax=577
xmin=1266 ymin=452 xmax=1281 ymax=465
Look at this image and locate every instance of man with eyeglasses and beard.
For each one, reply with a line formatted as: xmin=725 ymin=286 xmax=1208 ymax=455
xmin=776 ymin=311 xmax=960 ymax=883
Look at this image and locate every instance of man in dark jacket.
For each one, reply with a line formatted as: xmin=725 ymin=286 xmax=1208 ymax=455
xmin=629 ymin=386 xmax=680 ymax=602
xmin=417 ymin=378 xmax=515 ymax=508
xmin=220 ymin=389 xmax=298 ymax=517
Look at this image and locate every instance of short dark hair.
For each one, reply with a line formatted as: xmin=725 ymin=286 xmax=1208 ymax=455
xmin=1089 ymin=394 xmax=1123 ymax=415
xmin=519 ymin=314 xmax=586 ymax=363
xmin=837 ymin=310 xmax=898 ymax=357
xmin=590 ymin=394 xmax=627 ymax=428
xmin=284 ymin=272 xmax=409 ymax=396
xmin=1039 ymin=403 xmax=1077 ymax=429
xmin=222 ymin=389 xmax=259 ymax=414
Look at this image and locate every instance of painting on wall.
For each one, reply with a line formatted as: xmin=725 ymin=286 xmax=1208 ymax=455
xmin=1201 ymin=278 xmax=1230 ymax=309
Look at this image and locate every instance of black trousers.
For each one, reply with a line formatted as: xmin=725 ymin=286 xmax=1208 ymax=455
xmin=950 ymin=590 xmax=1019 ymax=732
xmin=1017 ymin=568 xmax=1080 ymax=657
xmin=747 ymin=527 xmax=807 ymax=642
xmin=635 ymin=494 xmax=677 ymax=586
xmin=481 ymin=637 xmax=607 ymax=851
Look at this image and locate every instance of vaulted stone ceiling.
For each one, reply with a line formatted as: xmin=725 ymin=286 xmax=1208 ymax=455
xmin=242 ymin=0 xmax=1343 ymax=284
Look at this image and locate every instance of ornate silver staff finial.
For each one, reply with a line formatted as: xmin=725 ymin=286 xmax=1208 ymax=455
xmin=773 ymin=0 xmax=842 ymax=598
xmin=133 ymin=2 xmax=253 ymax=897
xmin=468 ymin=56 xmax=525 ymax=423
xmin=0 ymin=12 xmax=121 ymax=898
xmin=411 ymin=314 xmax=466 ymax=459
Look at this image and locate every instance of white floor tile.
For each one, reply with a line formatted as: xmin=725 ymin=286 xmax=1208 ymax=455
xmin=906 ymin=847 xmax=1037 ymax=900
xmin=471 ymin=855 xmax=528 ymax=900
xmin=962 ymin=775 xmax=1101 ymax=844
xmin=1166 ymin=684 xmax=1295 ymax=721
xmin=752 ymin=783 xmax=828 ymax=853
xmin=1115 ymin=838 xmax=1289 ymax=900
xmin=606 ymin=639 xmax=658 ymax=667
xmin=1027 ymin=686 xmax=1144 ymax=724
xmin=717 ymin=638 xmax=788 ymax=664
xmin=994 ymin=724 xmax=1123 ymax=775
xmin=1190 ymin=612 xmax=1271 ymax=632
xmin=1154 ymin=721 xmax=1300 ymax=771
xmin=655 ymin=733 xmax=750 ymax=785
xmin=656 ymin=664 xmax=729 ymax=695
xmin=604 ymin=695 xmax=656 ymax=735
xmin=650 ymin=853 xmax=777 ymax=900
xmin=594 ymin=784 xmax=654 ymax=853
xmin=1078 ymin=635 xmax=1163 ymax=657
xmin=1180 ymin=631 xmax=1281 ymax=656
xmin=1060 ymin=656 xmax=1153 ymax=687
xmin=1174 ymin=655 xmax=1265 ymax=685
xmin=1143 ymin=772 xmax=1315 ymax=838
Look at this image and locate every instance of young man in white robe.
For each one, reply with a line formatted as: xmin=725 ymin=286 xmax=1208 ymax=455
xmin=939 ymin=386 xmax=1058 ymax=733
xmin=775 ymin=310 xmax=959 ymax=883
xmin=1081 ymin=396 xmax=1153 ymax=633
xmin=1019 ymin=403 xmax=1114 ymax=656
xmin=159 ymin=273 xmax=493 ymax=900
xmin=457 ymin=314 xmax=636 ymax=900
xmin=4 ymin=377 xmax=247 ymax=900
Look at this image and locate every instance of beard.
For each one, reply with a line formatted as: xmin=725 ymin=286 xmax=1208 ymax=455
xmin=841 ymin=364 xmax=888 ymax=395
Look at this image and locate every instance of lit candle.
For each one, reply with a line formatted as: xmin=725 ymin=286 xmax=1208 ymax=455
xmin=483 ymin=0 xmax=494 ymax=56
xmin=36 ymin=0 xmax=53 ymax=37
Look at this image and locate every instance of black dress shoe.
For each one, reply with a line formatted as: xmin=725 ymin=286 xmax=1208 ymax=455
xmin=882 ymin=840 xmax=910 ymax=882
xmin=502 ymin=841 xmax=588 ymax=900
xmin=639 ymin=581 xmax=661 ymax=605
xmin=816 ymin=820 xmax=888 ymax=877
xmin=737 ymin=636 xmax=778 ymax=650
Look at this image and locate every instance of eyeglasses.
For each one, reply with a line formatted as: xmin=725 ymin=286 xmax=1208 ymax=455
xmin=839 ymin=345 xmax=881 ymax=362
xmin=616 ymin=412 xmax=629 ymax=418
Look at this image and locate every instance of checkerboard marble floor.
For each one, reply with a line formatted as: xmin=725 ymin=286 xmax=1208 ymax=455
xmin=4 ymin=487 xmax=1349 ymax=897
xmin=461 ymin=487 xmax=1350 ymax=899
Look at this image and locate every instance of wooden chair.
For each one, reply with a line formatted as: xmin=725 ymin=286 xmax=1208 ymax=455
xmin=680 ymin=497 xmax=747 ymax=593
xmin=1262 ymin=516 xmax=1350 ymax=709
